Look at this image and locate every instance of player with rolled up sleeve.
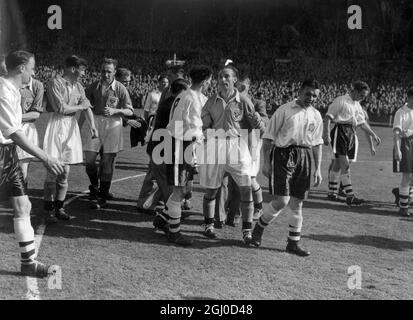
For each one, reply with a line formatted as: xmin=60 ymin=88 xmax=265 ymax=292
xmin=17 ymin=77 xmax=44 ymax=187
xmin=249 ymin=79 xmax=323 ymax=256
xmin=1 ymin=50 xmax=64 ymax=278
xmin=200 ymin=65 xmax=266 ymax=243
xmin=84 ymin=58 xmax=133 ymax=209
xmin=43 ymin=55 xmax=97 ymax=223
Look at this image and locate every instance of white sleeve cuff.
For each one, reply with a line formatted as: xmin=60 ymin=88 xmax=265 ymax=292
xmin=3 ymin=126 xmax=21 ymax=139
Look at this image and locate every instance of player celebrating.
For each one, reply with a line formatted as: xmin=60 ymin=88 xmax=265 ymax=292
xmin=17 ymin=76 xmax=44 ymax=188
xmin=84 ymin=58 xmax=133 ymax=209
xmin=393 ymin=87 xmax=413 ymax=217
xmin=153 ymin=65 xmax=212 ymax=246
xmin=200 ymin=65 xmax=266 ymax=242
xmin=1 ymin=50 xmax=64 ymax=277
xmin=43 ymin=55 xmax=97 ymax=222
xmin=249 ymin=79 xmax=323 ymax=256
xmin=324 ymin=81 xmax=381 ymax=206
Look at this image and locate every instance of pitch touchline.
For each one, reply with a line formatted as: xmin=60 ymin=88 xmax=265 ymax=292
xmin=24 ymin=173 xmax=146 ymax=300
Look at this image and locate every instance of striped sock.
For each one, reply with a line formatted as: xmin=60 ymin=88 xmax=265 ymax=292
xmin=14 ymin=218 xmax=36 ymax=264
xmin=166 ymin=198 xmax=181 ymax=233
xmin=288 ymin=211 xmax=303 ymax=242
xmin=341 ymin=173 xmax=354 ymax=198
xmin=259 ymin=202 xmax=282 ymax=227
xmin=399 ymin=186 xmax=409 ymax=209
xmin=159 ymin=208 xmax=171 ymax=222
xmin=409 ymin=186 xmax=413 ymax=202
xmin=328 ymin=170 xmax=340 ymax=195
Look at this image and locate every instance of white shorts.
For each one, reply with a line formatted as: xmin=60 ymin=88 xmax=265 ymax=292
xmin=17 ymin=122 xmax=39 ymax=160
xmin=199 ymin=137 xmax=252 ymax=189
xmin=83 ymin=115 xmax=123 ymax=154
xmin=43 ymin=113 xmax=83 ymax=164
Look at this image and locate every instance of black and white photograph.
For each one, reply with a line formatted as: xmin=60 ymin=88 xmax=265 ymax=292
xmin=0 ymin=0 xmax=412 ymax=303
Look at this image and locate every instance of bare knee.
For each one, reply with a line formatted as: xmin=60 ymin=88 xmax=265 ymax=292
xmin=272 ymin=196 xmax=289 ymax=210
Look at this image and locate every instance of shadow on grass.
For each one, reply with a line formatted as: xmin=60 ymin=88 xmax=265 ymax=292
xmin=0 ymin=269 xmax=21 ymax=277
xmin=304 ymin=234 xmax=413 ymax=251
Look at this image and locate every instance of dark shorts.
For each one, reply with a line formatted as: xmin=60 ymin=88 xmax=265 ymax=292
xmin=394 ymin=137 xmax=413 ymax=173
xmin=331 ymin=124 xmax=357 ymax=160
xmin=166 ymin=138 xmax=196 ymax=187
xmin=269 ymin=146 xmax=311 ymax=200
xmin=0 ymin=144 xmax=26 ymax=201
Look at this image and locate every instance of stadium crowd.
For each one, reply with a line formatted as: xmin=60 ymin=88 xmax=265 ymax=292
xmin=30 ymin=50 xmax=411 ymax=121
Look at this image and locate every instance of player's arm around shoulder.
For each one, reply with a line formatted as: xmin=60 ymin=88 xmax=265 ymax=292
xmin=116 ymin=82 xmax=133 ymax=116
xmin=241 ymin=94 xmax=266 ymax=136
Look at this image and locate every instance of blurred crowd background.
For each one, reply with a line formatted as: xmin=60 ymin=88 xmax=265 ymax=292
xmin=2 ymin=0 xmax=413 ymax=120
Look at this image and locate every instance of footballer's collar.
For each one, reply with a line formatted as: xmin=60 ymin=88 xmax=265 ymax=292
xmin=21 ymin=77 xmax=33 ymax=92
xmin=98 ymin=79 xmax=117 ymax=90
xmin=293 ymin=99 xmax=313 ymax=110
xmin=57 ymin=74 xmax=79 ymax=87
xmin=215 ymin=89 xmax=240 ymax=104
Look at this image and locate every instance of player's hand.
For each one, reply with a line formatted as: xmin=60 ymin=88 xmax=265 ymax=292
xmin=104 ymin=107 xmax=116 ymax=117
xmin=91 ymin=127 xmax=99 ymax=139
xmin=370 ymin=147 xmax=376 ymax=156
xmin=373 ymin=134 xmax=381 ymax=146
xmin=394 ymin=148 xmax=402 ymax=161
xmin=127 ymin=120 xmax=141 ymax=128
xmin=313 ymin=169 xmax=322 ymax=187
xmin=323 ymin=134 xmax=331 ymax=146
xmin=262 ymin=162 xmax=271 ymax=178
xmin=400 ymin=130 xmax=410 ymax=138
xmin=44 ymin=156 xmax=64 ymax=176
xmin=81 ymin=104 xmax=91 ymax=111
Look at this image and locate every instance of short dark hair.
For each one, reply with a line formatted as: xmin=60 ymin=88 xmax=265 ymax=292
xmin=220 ymin=65 xmax=239 ymax=78
xmin=407 ymin=87 xmax=413 ymax=98
xmin=300 ymin=79 xmax=320 ymax=90
xmin=102 ymin=58 xmax=118 ymax=68
xmin=353 ymin=81 xmax=370 ymax=92
xmin=171 ymin=78 xmax=189 ymax=95
xmin=115 ymin=68 xmax=131 ymax=79
xmin=169 ymin=66 xmax=185 ymax=75
xmin=65 ymin=55 xmax=88 ymax=69
xmin=5 ymin=50 xmax=34 ymax=71
xmin=189 ymin=65 xmax=212 ymax=85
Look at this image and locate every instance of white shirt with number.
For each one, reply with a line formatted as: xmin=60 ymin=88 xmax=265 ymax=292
xmin=263 ymin=100 xmax=323 ymax=148
xmin=167 ymin=89 xmax=204 ymax=142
